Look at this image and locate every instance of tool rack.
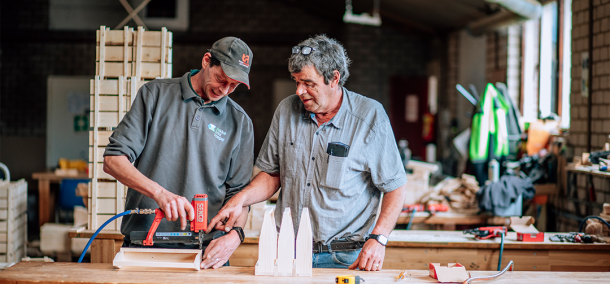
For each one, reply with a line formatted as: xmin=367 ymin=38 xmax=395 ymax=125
xmin=88 ymin=26 xmax=172 ymax=231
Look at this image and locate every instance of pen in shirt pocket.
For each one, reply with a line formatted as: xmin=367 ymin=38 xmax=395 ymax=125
xmin=326 ymin=142 xmax=350 ymax=163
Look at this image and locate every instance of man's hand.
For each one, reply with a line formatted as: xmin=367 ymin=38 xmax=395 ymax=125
xmin=348 ymin=239 xmax=385 ymax=271
xmin=207 ymin=194 xmax=244 ymax=233
xmin=201 ymin=231 xmax=241 ymax=269
xmin=152 ymin=189 xmax=195 ymax=230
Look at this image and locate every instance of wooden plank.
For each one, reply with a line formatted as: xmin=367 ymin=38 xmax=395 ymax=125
xmin=86 ymin=198 xmax=125 ymax=214
xmin=2 ymin=263 xmax=610 ymax=283
xmin=89 ymin=79 xmax=129 ymax=95
xmin=89 ymin=131 xmax=113 ymax=147
xmin=96 ymin=29 xmax=171 ymax=47
xmin=96 ymin=46 xmax=172 ymax=63
xmin=88 ymin=214 xmax=122 ymax=231
xmin=98 ymin=26 xmax=106 ymax=78
xmin=113 ymin=248 xmax=201 ymax=270
xmin=95 ymin=62 xmax=171 ymax=79
xmin=91 ymin=239 xmax=120 ymax=263
xmin=89 ymin=111 xmax=123 ymax=128
xmin=89 ymin=96 xmax=130 ymax=112
xmin=134 ymin=27 xmax=144 ymax=80
xmin=295 ymin=208 xmax=312 ymax=276
xmin=255 ymin=208 xmax=277 ymax=276
xmin=88 ymin=163 xmax=114 ymax=180
xmin=275 ymin=208 xmax=294 ymax=276
xmin=160 ymin=27 xmax=167 ymax=78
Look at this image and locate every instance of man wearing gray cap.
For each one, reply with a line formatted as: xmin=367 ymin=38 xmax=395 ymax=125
xmin=103 ymin=37 xmax=254 ymax=269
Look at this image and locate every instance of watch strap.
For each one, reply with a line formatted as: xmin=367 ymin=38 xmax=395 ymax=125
xmin=366 ymin=234 xmax=387 ymax=246
xmin=230 ymin=227 xmax=245 ymax=243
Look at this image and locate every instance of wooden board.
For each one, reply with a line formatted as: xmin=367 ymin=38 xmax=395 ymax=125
xmin=89 ymin=96 xmax=131 ymax=112
xmin=113 ymin=248 xmax=201 ymax=270
xmin=89 ymin=131 xmax=113 ymax=147
xmin=95 ymin=62 xmax=172 ymax=80
xmin=295 ymin=208 xmax=312 ymax=277
xmin=96 ymin=29 xmax=172 ymax=47
xmin=96 ymin=46 xmax=172 ymax=63
xmin=2 ymin=263 xmax=610 ymax=283
xmin=275 ymin=208 xmax=294 ymax=276
xmin=255 ymin=208 xmax=277 ymax=276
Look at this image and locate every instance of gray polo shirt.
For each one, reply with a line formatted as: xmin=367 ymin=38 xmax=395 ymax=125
xmin=256 ymin=87 xmax=407 ymax=244
xmin=105 ymin=71 xmax=254 ymax=243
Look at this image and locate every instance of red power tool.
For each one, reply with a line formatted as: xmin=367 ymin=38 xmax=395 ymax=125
xmin=130 ymin=194 xmax=208 ymax=249
xmin=463 ymin=226 xmax=507 ymax=240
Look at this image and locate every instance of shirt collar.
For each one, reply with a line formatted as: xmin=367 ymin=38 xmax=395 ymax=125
xmin=180 ymin=71 xmax=227 ymax=115
xmin=302 ymin=87 xmax=348 ymax=130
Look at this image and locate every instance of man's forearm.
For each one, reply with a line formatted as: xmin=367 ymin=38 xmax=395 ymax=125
xmin=103 ymin=155 xmax=163 ymax=198
xmin=236 ymin=171 xmax=281 ymax=207
xmin=371 ymin=183 xmax=407 ymax=237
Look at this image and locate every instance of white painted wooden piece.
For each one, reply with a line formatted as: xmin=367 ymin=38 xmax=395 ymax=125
xmin=295 ymin=208 xmax=312 ymax=276
xmin=275 ymin=208 xmax=295 ymax=276
xmin=254 ymin=208 xmax=277 ymax=276
xmin=113 ymin=248 xmax=201 ymax=270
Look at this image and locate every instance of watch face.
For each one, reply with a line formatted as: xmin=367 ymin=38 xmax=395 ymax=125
xmin=378 ymin=234 xmax=388 ymax=245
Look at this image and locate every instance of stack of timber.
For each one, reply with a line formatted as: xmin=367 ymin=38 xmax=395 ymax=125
xmin=419 ymin=174 xmax=480 ymax=212
xmin=89 ymin=25 xmax=172 ymax=231
xmin=0 ymin=178 xmax=27 ymax=264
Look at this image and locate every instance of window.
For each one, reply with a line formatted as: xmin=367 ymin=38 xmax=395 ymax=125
xmin=520 ymin=0 xmax=571 ymax=128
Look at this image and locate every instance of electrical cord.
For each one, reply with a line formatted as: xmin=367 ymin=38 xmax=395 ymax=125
xmin=77 ymin=210 xmax=141 ymax=263
xmin=578 ymin=216 xmax=610 ymax=233
xmin=406 ymin=208 xmax=418 ymax=230
xmin=497 ymin=232 xmax=505 ymax=271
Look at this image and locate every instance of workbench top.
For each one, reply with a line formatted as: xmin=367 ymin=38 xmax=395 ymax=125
xmin=1 ymin=262 xmax=608 ymax=284
xmin=243 ymin=230 xmax=610 ymax=250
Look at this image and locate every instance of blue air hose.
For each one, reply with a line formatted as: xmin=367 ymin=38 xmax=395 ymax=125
xmin=406 ymin=208 xmax=418 ymax=230
xmin=497 ymin=232 xmax=505 ymax=271
xmin=78 ymin=210 xmax=136 ymax=263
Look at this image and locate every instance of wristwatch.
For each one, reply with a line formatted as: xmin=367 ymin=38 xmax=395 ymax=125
xmin=230 ymin=227 xmax=245 ymax=243
xmin=366 ymin=234 xmax=388 ymax=246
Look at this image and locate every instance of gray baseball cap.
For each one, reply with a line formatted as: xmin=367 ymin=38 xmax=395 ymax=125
xmin=209 ymin=37 xmax=253 ymax=89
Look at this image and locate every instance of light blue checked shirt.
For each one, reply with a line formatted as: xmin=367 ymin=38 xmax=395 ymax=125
xmin=255 ymin=87 xmax=408 ymax=244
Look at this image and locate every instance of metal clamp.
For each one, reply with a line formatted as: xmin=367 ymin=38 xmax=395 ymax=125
xmin=462 ymin=261 xmax=514 ymax=284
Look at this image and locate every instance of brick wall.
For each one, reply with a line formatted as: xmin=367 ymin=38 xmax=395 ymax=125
xmin=0 ymin=0 xmax=431 ymax=181
xmin=554 ymin=0 xmax=610 ymax=232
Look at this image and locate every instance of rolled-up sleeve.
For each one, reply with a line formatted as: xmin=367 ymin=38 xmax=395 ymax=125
xmin=223 ymin=116 xmax=255 ymax=204
xmin=255 ymin=105 xmax=281 ymax=174
xmin=366 ymin=118 xmax=408 ymax=193
xmin=104 ymin=85 xmax=156 ymax=162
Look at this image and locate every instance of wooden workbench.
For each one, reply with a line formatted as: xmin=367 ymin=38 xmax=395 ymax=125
xmin=1 ymin=262 xmax=608 ymax=283
xmin=229 ymin=230 xmax=610 ymax=271
xmin=32 ymin=171 xmax=89 ymax=226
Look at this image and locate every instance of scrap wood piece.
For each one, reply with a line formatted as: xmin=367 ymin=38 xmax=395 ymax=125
xmin=429 ymin=263 xmax=470 ymax=283
xmin=255 ymin=208 xmax=277 ymax=276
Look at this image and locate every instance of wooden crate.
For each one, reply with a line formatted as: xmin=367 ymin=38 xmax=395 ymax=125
xmin=96 ymin=26 xmax=172 ymax=80
xmin=0 ymin=179 xmax=28 ymax=263
xmin=88 ymin=26 xmax=173 ymax=231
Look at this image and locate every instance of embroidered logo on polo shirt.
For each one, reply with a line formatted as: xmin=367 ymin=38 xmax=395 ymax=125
xmin=208 ymin=123 xmax=226 ymax=142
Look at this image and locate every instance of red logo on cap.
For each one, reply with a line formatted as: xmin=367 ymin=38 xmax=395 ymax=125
xmin=240 ymin=54 xmax=250 ymax=67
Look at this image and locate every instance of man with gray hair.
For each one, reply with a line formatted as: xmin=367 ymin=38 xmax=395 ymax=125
xmin=208 ymin=35 xmax=407 ymax=271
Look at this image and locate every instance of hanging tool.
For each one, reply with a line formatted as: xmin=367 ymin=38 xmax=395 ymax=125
xmin=129 ymin=194 xmax=208 ymax=249
xmin=463 ymin=227 xmax=507 ymax=240
xmin=462 ymin=260 xmax=514 ymax=284
xmin=336 ymin=275 xmax=365 ymax=284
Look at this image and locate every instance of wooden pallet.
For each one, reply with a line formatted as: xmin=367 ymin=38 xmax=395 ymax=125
xmin=88 ymin=26 xmax=172 ymax=231
xmin=0 ymin=179 xmax=27 ymax=263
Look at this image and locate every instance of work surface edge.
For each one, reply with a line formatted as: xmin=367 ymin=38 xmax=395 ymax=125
xmin=1 ymin=262 xmax=609 ymax=284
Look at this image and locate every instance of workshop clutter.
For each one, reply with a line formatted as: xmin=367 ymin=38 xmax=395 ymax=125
xmin=584 ymin=203 xmax=610 ymax=237
xmin=415 ymin=174 xmax=480 ymax=213
xmin=88 ymin=25 xmax=172 ymax=231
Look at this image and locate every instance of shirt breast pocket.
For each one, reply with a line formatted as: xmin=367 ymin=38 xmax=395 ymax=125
xmin=321 ymin=155 xmax=347 ymax=189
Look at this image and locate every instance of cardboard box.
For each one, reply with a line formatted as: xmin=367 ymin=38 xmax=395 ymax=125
xmin=510 ymin=216 xmax=544 ymax=242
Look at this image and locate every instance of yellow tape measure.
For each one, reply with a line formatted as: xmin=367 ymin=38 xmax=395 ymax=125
xmin=335 ymin=275 xmax=365 ymax=284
